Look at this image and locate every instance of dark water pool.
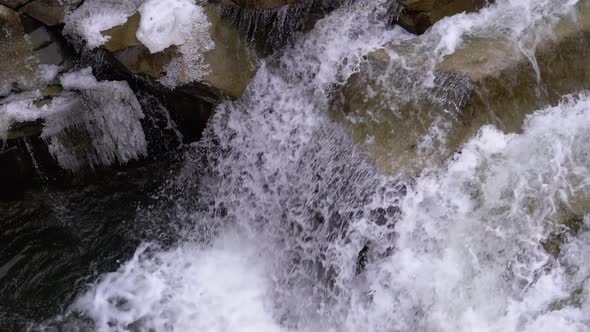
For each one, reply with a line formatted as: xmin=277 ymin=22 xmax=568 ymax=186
xmin=0 ymin=160 xmax=177 ymax=331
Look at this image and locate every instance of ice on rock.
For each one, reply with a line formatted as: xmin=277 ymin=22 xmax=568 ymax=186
xmin=46 ymin=67 xmax=148 ymax=172
xmin=139 ymin=0 xmax=215 ymax=87
xmin=1 ymin=67 xmax=147 ymax=172
xmin=63 ymin=0 xmax=143 ymax=49
xmin=64 ymin=0 xmax=214 ymax=87
xmin=0 ymin=99 xmax=44 ymax=141
xmin=137 ymin=0 xmax=200 ymax=53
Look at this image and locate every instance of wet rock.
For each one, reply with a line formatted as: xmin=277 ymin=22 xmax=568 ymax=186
xmin=0 ymin=5 xmax=39 ymax=96
xmin=220 ymin=0 xmax=344 ymax=52
xmin=219 ymin=0 xmax=298 ymax=10
xmin=34 ymin=41 xmax=66 ymax=65
xmin=19 ymin=0 xmax=68 ymax=26
xmin=102 ymin=12 xmax=142 ymax=52
xmin=333 ymin=2 xmax=590 ymax=175
xmin=0 ymin=5 xmax=73 ymax=96
xmin=395 ymin=0 xmax=491 ymax=34
xmin=27 ymin=25 xmax=52 ymax=49
xmin=0 ymin=0 xmax=29 ymax=9
xmin=113 ymin=45 xmax=175 ymax=79
xmin=202 ymin=5 xmax=258 ymax=98
xmin=102 ymin=5 xmax=257 ymax=98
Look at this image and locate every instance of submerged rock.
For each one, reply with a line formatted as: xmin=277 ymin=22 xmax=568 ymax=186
xmin=333 ymin=1 xmax=590 ymax=175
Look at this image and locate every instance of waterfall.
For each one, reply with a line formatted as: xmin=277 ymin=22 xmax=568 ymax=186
xmin=36 ymin=0 xmax=590 ymax=331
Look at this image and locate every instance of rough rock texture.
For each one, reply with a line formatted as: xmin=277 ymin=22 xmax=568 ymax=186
xmin=0 ymin=5 xmax=72 ymax=96
xmin=0 ymin=0 xmax=29 ymax=8
xmin=102 ymin=5 xmax=257 ymax=98
xmin=220 ymin=0 xmax=343 ymax=52
xmin=333 ymin=2 xmax=590 ymax=175
xmin=19 ymin=0 xmax=68 ymax=26
xmin=219 ymin=0 xmax=298 ymax=10
xmin=0 ymin=5 xmax=39 ymax=96
xmin=395 ymin=0 xmax=491 ymax=34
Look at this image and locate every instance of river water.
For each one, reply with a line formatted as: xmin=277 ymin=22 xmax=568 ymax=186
xmin=2 ymin=0 xmax=590 ymax=331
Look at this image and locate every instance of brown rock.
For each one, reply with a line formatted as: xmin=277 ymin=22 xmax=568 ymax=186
xmin=114 ymin=46 xmax=177 ymax=79
xmin=104 ymin=5 xmax=257 ymax=98
xmin=202 ymin=6 xmax=257 ymax=98
xmin=102 ymin=13 xmax=142 ymax=53
xmin=332 ymin=2 xmax=590 ymax=175
xmin=0 ymin=5 xmax=39 ymax=96
xmin=20 ymin=0 xmax=66 ymax=26
xmin=396 ymin=0 xmax=490 ymax=34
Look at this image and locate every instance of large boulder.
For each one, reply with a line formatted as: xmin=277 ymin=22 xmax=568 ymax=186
xmin=80 ymin=3 xmax=258 ymax=98
xmin=332 ymin=2 xmax=590 ymax=175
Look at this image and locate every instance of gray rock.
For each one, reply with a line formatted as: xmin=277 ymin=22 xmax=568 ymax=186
xmin=34 ymin=42 xmax=64 ymax=65
xmin=27 ymin=25 xmax=53 ymax=49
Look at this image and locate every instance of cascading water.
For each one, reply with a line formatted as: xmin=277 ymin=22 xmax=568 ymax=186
xmin=27 ymin=0 xmax=590 ymax=331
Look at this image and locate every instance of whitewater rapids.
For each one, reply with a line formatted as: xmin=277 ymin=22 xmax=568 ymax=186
xmin=44 ymin=0 xmax=590 ymax=331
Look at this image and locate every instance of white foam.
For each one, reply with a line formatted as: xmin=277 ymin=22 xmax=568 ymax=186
xmin=72 ymin=231 xmax=285 ymax=332
xmin=64 ymin=91 xmax=590 ymax=332
xmin=345 ymin=92 xmax=590 ymax=332
xmin=58 ymin=0 xmax=590 ymax=331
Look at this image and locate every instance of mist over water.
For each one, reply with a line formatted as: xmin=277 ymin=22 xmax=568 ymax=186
xmin=37 ymin=0 xmax=590 ymax=331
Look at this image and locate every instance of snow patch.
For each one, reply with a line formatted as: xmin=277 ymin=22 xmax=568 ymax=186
xmin=63 ymin=0 xmax=143 ymax=49
xmin=137 ymin=0 xmax=199 ymax=53
xmin=136 ymin=0 xmax=215 ymax=87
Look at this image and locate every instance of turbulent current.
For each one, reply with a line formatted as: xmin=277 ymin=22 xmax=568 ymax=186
xmin=20 ymin=0 xmax=590 ymax=331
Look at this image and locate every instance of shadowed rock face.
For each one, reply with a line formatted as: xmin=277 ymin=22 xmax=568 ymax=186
xmin=0 ymin=0 xmax=79 ymax=25
xmin=219 ymin=0 xmax=345 ymax=53
xmin=20 ymin=0 xmax=68 ymax=26
xmin=219 ymin=0 xmax=299 ymax=10
xmin=395 ymin=0 xmax=492 ymax=33
xmin=332 ymin=2 xmax=590 ymax=176
xmin=0 ymin=0 xmax=29 ymax=8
